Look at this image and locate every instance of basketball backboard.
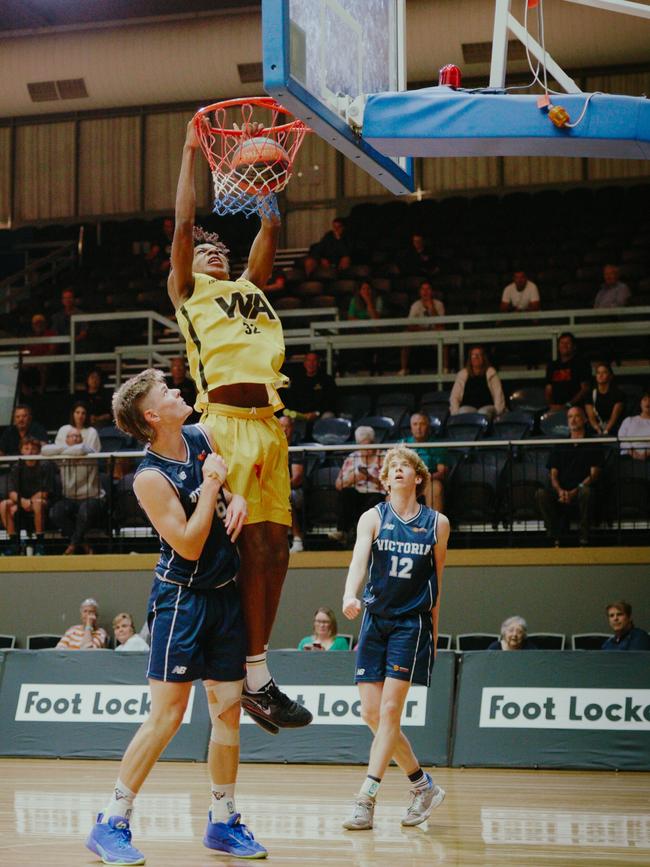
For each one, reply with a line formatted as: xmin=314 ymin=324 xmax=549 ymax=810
xmin=262 ymin=0 xmax=414 ymax=195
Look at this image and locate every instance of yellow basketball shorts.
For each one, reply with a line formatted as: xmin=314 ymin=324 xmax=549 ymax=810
xmin=200 ymin=403 xmax=291 ymax=527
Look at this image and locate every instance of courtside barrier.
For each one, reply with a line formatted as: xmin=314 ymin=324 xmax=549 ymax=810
xmin=451 ymin=651 xmax=650 ymax=770
xmin=0 ymin=650 xmax=455 ymax=765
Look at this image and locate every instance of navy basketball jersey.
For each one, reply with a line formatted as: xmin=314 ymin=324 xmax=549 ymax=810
xmin=135 ymin=425 xmax=239 ymax=590
xmin=363 ymin=501 xmax=439 ymax=618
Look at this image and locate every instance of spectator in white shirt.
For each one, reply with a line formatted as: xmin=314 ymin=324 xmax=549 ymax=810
xmin=113 ymin=612 xmax=150 ymax=651
xmin=500 ymin=270 xmax=540 ymax=313
xmin=399 ymin=280 xmax=447 ymax=375
xmin=619 ymin=391 xmax=650 ymax=461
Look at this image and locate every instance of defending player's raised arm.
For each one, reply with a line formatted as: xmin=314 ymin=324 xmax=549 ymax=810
xmin=134 ymin=452 xmax=226 ymax=561
xmin=342 ymin=508 xmax=380 ymax=620
xmin=431 ymin=513 xmax=450 ymax=654
xmin=168 ymin=119 xmax=202 ymax=308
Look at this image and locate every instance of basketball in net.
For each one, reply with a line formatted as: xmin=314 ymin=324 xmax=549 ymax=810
xmin=193 ymin=96 xmax=309 ymax=218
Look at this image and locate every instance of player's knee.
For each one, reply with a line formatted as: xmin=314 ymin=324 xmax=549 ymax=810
xmin=361 ymin=705 xmax=380 ymax=729
xmin=379 ymin=697 xmax=403 ymax=723
xmin=205 ymin=680 xmax=243 ymax=746
xmin=151 ymin=700 xmax=186 ymax=733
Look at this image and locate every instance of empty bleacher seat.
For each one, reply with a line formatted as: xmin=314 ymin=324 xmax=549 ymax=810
xmin=26 ymin=634 xmax=61 ymax=649
xmin=356 ymin=416 xmax=395 ymax=444
xmin=456 ymin=633 xmax=499 ymax=651
xmin=0 ymin=634 xmax=16 ymax=649
xmin=312 ymin=417 xmax=352 ymax=446
xmin=571 ymin=633 xmax=609 ymax=650
xmin=540 ymin=410 xmax=569 ymax=438
xmin=446 ymin=412 xmax=490 ymax=442
xmin=529 ymin=633 xmax=566 ymax=650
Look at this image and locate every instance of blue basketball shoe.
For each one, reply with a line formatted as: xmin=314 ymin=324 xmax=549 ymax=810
xmin=85 ymin=814 xmax=145 ymax=865
xmin=203 ymin=812 xmax=268 ymax=859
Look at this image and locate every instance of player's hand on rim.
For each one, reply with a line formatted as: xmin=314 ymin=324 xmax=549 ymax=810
xmin=342 ymin=596 xmax=361 ymax=620
xmin=224 ymin=494 xmax=247 ymax=543
xmin=232 ymin=120 xmax=265 ymax=137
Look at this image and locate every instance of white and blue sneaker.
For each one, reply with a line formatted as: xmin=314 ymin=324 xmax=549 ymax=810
xmin=203 ymin=812 xmax=268 ymax=859
xmin=85 ymin=814 xmax=145 ymax=865
xmin=401 ymin=774 xmax=446 ymax=826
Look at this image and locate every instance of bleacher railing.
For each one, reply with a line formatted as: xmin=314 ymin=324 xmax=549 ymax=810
xmin=1 ymin=436 xmax=648 ymax=553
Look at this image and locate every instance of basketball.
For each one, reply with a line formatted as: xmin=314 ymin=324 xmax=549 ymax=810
xmin=231 ymin=135 xmax=290 ymax=195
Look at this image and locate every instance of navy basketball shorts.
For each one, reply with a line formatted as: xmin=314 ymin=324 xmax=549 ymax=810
xmin=147 ymin=579 xmax=247 ymax=683
xmin=355 ymin=610 xmax=434 ymax=687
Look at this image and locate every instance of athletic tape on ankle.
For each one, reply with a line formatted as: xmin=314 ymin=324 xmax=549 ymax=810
xmin=205 ymin=680 xmax=243 ymax=746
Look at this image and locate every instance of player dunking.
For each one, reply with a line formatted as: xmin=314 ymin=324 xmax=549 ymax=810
xmin=86 ymin=369 xmax=267 ymax=863
xmin=341 ymin=445 xmax=450 ymax=830
xmin=168 ymin=119 xmax=311 ymax=733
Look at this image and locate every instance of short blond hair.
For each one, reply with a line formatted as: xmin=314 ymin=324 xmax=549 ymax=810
xmin=380 ymin=445 xmax=429 ymax=496
xmin=112 ymin=368 xmax=165 ymax=443
xmin=112 ymin=612 xmax=135 ymax=630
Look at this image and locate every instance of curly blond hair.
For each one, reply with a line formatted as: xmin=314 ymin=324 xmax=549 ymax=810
xmin=380 ymin=445 xmax=429 ymax=497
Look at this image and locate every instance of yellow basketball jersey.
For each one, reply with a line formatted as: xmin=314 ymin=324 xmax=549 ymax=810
xmin=176 ymin=273 xmax=288 ymax=409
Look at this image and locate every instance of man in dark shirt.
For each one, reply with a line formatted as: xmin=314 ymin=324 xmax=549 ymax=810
xmin=544 ymin=332 xmax=591 ymax=412
xmin=0 ymin=405 xmax=48 ymax=456
xmin=0 ymin=437 xmax=55 ymax=555
xmin=316 ymin=218 xmax=351 ymax=270
xmin=602 ymin=600 xmax=650 ymax=651
xmin=165 ymin=356 xmax=198 ymax=422
xmin=285 ymin=353 xmax=337 ymax=422
xmin=75 ymin=369 xmax=113 ymax=429
xmin=399 ymin=233 xmax=438 ymax=277
xmin=51 ymin=288 xmax=89 ymax=344
xmin=535 ymin=406 xmax=603 ymax=546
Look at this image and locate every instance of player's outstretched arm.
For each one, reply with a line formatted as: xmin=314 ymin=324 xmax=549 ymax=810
xmin=431 ymin=513 xmax=450 ymax=654
xmin=134 ymin=453 xmax=226 ymax=560
xmin=342 ymin=508 xmax=380 ymax=620
xmin=241 ymin=204 xmax=281 ymax=290
xmin=168 ymin=120 xmax=202 ymax=309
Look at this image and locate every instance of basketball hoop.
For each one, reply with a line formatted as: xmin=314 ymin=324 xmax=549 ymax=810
xmin=193 ymin=96 xmax=309 ymax=219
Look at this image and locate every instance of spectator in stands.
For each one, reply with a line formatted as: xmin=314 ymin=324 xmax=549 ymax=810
xmin=594 ymin=264 xmax=631 ymax=309
xmin=75 ymin=368 xmax=113 ymax=429
xmin=450 ymin=346 xmax=506 ymax=420
xmin=55 ymin=401 xmax=101 ymax=450
xmin=602 ymin=600 xmax=650 ymax=651
xmin=402 ymin=412 xmax=448 ymax=511
xmin=298 ymin=607 xmax=350 ymax=651
xmin=399 ymin=280 xmax=447 ymax=375
xmin=264 ymin=270 xmax=287 ymax=295
xmin=165 ymin=356 xmax=198 ymax=422
xmin=619 ymin=390 xmax=650 ymax=460
xmin=28 ymin=313 xmax=56 ymax=392
xmin=0 ymin=437 xmax=55 ymax=556
xmin=279 ymin=415 xmax=305 ymax=554
xmin=51 ymin=287 xmax=89 ymax=344
xmin=500 ymin=270 xmax=540 ymax=312
xmin=145 ymin=217 xmax=174 ymax=278
xmin=316 ymin=217 xmax=351 ymax=270
xmin=113 ymin=612 xmax=150 ymax=652
xmin=487 ymin=615 xmax=537 ymax=650
xmin=544 ymin=332 xmax=591 ymax=412
xmin=56 ymin=597 xmax=108 ymax=650
xmin=0 ymin=404 xmax=48 ymax=456
xmin=535 ymin=406 xmax=603 ymax=546
xmin=302 ymin=254 xmax=319 ymax=280
xmin=331 ymin=425 xmax=384 ymax=543
xmin=42 ymin=429 xmax=106 ymax=555
xmin=585 ymin=363 xmax=625 ymax=436
xmin=399 ymin=233 xmax=438 ymax=277
xmin=348 ymin=280 xmax=383 ymax=322
xmin=285 ymin=352 xmax=337 ymax=422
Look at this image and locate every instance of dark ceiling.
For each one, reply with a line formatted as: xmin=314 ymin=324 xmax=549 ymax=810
xmin=0 ymin=0 xmax=259 ymax=33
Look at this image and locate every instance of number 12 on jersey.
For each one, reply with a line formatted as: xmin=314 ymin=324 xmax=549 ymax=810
xmin=389 ymin=555 xmax=413 ymax=579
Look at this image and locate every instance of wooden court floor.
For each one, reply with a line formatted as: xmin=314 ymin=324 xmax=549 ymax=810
xmin=0 ymin=759 xmax=648 ymax=866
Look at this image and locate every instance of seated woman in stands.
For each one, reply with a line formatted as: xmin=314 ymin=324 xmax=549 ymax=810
xmin=585 ymin=363 xmax=625 ymax=436
xmin=618 ymin=390 xmax=650 ymax=460
xmin=298 ymin=607 xmax=350 ymax=651
xmin=488 ymin=616 xmax=537 ymax=651
xmin=54 ymin=401 xmax=101 ymax=451
xmin=450 ymin=346 xmax=506 ymax=420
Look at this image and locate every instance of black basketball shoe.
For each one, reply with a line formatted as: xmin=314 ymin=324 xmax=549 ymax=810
xmin=241 ymin=680 xmax=313 ymax=730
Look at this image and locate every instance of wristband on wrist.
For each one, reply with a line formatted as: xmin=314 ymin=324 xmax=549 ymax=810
xmin=205 ymin=470 xmax=225 ymax=484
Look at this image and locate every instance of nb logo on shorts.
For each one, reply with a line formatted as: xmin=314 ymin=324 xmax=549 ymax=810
xmin=172 ymin=665 xmax=187 ymax=675
xmin=356 ymin=668 xmax=365 ymax=676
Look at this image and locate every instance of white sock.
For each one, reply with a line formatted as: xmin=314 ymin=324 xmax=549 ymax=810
xmin=246 ymin=654 xmax=271 ymax=692
xmin=101 ymin=778 xmax=136 ymax=822
xmin=210 ymin=783 xmax=237 ymax=822
xmin=360 ymin=775 xmax=381 ymax=800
